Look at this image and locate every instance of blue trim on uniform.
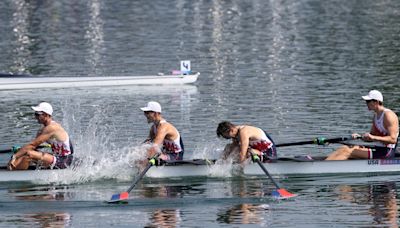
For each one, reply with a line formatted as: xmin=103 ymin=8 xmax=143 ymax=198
xmin=177 ymin=136 xmax=184 ymax=160
xmin=161 ymin=136 xmax=184 ymax=161
xmin=370 ymin=146 xmax=395 ymax=159
xmin=69 ymin=139 xmax=74 ymax=154
xmin=263 ymin=131 xmax=277 ymax=160
xmin=54 ymin=155 xmax=73 ymax=169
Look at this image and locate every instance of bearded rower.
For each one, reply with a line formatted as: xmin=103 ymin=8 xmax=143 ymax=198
xmin=140 ymin=101 xmax=184 ymax=162
xmin=7 ymin=102 xmax=74 ymax=170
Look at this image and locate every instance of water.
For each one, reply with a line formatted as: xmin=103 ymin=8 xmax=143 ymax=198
xmin=1 ymin=0 xmax=400 ymax=227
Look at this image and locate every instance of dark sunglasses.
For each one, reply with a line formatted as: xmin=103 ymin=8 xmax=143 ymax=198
xmin=365 ymin=99 xmax=376 ymax=104
xmin=34 ymin=111 xmax=44 ymax=116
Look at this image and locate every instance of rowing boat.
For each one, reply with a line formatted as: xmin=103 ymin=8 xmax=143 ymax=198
xmin=0 ymin=72 xmax=199 ymax=90
xmin=146 ymin=156 xmax=400 ymax=178
xmin=1 ymin=156 xmax=400 ymax=182
xmin=0 ymin=166 xmax=66 ymax=182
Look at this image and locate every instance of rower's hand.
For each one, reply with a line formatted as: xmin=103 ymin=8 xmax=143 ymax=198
xmin=362 ymin=133 xmax=374 ymax=142
xmin=11 ymin=146 xmax=21 ymax=153
xmin=351 ymin=133 xmax=361 ymax=139
xmin=7 ymin=155 xmax=17 ymax=170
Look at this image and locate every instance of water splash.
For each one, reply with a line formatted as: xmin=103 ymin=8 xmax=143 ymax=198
xmin=209 ymin=159 xmax=236 ymax=178
xmin=33 ymin=101 xmax=149 ymax=185
xmin=190 ymin=142 xmax=241 ymax=178
xmin=32 ymin=102 xmax=240 ymax=184
xmin=36 ymin=145 xmax=148 ymax=185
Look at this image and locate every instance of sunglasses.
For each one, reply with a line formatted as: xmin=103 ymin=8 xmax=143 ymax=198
xmin=365 ymin=99 xmax=376 ymax=104
xmin=34 ymin=111 xmax=45 ymax=116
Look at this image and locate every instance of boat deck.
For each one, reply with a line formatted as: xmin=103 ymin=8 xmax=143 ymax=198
xmin=0 ymin=72 xmax=199 ymax=90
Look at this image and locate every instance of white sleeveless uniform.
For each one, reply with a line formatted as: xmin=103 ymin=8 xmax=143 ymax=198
xmin=367 ymin=109 xmax=399 ymax=159
xmin=237 ymin=126 xmax=277 ymax=160
xmin=151 ymin=120 xmax=183 ymax=157
xmin=47 ymin=121 xmax=73 ymax=168
xmin=373 ymin=109 xmax=398 ymax=148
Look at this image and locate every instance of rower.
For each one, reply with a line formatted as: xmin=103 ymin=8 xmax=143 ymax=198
xmin=7 ymin=102 xmax=74 ymax=170
xmin=326 ymin=90 xmax=399 ymax=160
xmin=216 ymin=121 xmax=277 ymax=164
xmin=140 ymin=101 xmax=184 ymax=165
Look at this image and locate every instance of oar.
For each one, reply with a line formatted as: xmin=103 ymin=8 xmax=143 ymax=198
xmin=250 ymin=152 xmax=297 ymax=199
xmin=276 ymin=136 xmax=354 ymax=147
xmin=108 ymin=155 xmax=158 ymax=204
xmin=0 ymin=73 xmax=32 ymax=77
xmin=0 ymin=149 xmax=13 ymax=153
xmin=0 ymin=144 xmax=51 ymax=154
xmin=164 ymin=159 xmax=216 ymax=166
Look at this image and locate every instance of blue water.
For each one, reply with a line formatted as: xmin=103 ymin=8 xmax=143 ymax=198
xmin=1 ymin=0 xmax=400 ymax=227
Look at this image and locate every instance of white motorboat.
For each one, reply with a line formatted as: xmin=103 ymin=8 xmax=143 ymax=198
xmin=0 ymin=72 xmax=199 ymax=90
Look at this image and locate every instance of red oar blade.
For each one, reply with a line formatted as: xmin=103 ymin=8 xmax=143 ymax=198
xmin=272 ymin=189 xmax=297 ymax=199
xmin=108 ymin=192 xmax=129 ymax=204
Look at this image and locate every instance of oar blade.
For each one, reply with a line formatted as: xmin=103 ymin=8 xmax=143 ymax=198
xmin=272 ymin=189 xmax=297 ymax=199
xmin=108 ymin=191 xmax=129 ymax=204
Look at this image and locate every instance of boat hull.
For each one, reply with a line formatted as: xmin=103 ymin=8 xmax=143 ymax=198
xmin=146 ymin=158 xmax=400 ymax=178
xmin=244 ymin=158 xmax=400 ymax=175
xmin=147 ymin=157 xmax=400 ymax=178
xmin=1 ymin=157 xmax=400 ymax=182
xmin=0 ymin=168 xmax=63 ymax=182
xmin=0 ymin=73 xmax=199 ymax=90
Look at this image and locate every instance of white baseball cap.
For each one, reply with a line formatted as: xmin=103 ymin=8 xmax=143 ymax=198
xmin=140 ymin=101 xmax=162 ymax=113
xmin=31 ymin=102 xmax=53 ymax=116
xmin=362 ymin=90 xmax=383 ymax=102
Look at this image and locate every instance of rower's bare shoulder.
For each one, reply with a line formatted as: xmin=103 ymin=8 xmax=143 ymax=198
xmin=239 ymin=126 xmax=255 ymax=137
xmin=385 ymin=110 xmax=399 ymax=123
xmin=156 ymin=122 xmax=170 ymax=134
xmin=41 ymin=124 xmax=56 ymax=133
xmin=241 ymin=125 xmax=253 ymax=131
xmin=42 ymin=123 xmax=64 ymax=135
xmin=244 ymin=125 xmax=262 ymax=133
xmin=163 ymin=121 xmax=178 ymax=130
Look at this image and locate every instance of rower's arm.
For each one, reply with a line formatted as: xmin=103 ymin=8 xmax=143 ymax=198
xmin=15 ymin=126 xmax=54 ymax=157
xmin=148 ymin=124 xmax=168 ymax=156
xmin=380 ymin=112 xmax=399 ymax=144
xmin=368 ymin=112 xmax=399 ymax=145
xmin=239 ymin=130 xmax=250 ymax=163
xmin=144 ymin=126 xmax=155 ymax=143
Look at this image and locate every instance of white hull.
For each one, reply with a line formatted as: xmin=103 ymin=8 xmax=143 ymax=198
xmin=0 ymin=168 xmax=63 ymax=182
xmin=0 ymin=73 xmax=199 ymax=90
xmin=1 ymin=157 xmax=399 ymax=182
xmin=146 ymin=158 xmax=400 ymax=178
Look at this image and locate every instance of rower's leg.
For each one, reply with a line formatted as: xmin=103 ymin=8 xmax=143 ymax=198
xmin=8 ymin=155 xmax=30 ymax=170
xmin=325 ymin=146 xmax=353 ymax=160
xmin=348 ymin=147 xmax=370 ymax=159
xmin=326 ymin=145 xmax=369 ymax=160
xmin=9 ymin=150 xmax=53 ymax=170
